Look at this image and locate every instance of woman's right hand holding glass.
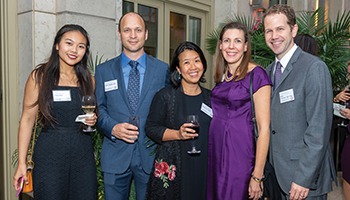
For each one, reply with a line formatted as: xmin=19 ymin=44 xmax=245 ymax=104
xmin=178 ymin=123 xmax=198 ymax=140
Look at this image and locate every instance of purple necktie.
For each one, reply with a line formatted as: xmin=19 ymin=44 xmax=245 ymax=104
xmin=127 ymin=60 xmax=140 ymax=114
xmin=274 ymin=61 xmax=282 ymax=87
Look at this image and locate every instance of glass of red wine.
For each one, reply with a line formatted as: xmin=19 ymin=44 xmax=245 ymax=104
xmin=187 ymin=115 xmax=201 ymax=154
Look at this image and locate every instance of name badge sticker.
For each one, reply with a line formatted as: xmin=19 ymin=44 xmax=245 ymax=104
xmin=279 ymin=89 xmax=295 ymax=104
xmin=52 ymin=90 xmax=71 ymax=102
xmin=105 ymin=79 xmax=118 ymax=92
xmin=201 ymin=103 xmax=213 ymax=118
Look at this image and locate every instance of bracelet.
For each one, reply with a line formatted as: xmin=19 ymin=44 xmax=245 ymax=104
xmin=251 ymin=173 xmax=265 ymax=183
xmin=334 ymin=97 xmax=338 ymax=103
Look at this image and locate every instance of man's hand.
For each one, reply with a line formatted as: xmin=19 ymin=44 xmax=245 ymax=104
xmin=289 ymin=182 xmax=309 ymax=200
xmin=112 ymin=123 xmax=139 ymax=143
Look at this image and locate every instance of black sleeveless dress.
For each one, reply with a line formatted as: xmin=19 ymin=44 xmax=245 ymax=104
xmin=33 ymin=86 xmax=97 ymax=200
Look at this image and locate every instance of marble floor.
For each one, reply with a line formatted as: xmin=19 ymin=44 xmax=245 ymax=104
xmin=328 ymin=172 xmax=345 ymax=200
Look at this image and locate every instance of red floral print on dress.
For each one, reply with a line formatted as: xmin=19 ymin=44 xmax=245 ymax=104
xmin=154 ymin=159 xmax=176 ymax=188
xmin=155 ymin=168 xmax=162 ymax=178
xmin=168 ymin=171 xmax=176 ymax=181
xmin=158 ymin=162 xmax=170 ymax=174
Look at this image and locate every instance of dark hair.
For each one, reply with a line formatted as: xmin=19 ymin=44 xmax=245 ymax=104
xmin=170 ymin=41 xmax=207 ymax=88
xmin=33 ymin=24 xmax=94 ymax=128
xmin=263 ymin=4 xmax=296 ymax=31
xmin=213 ymin=22 xmax=252 ymax=83
xmin=118 ymin=12 xmax=147 ymax=32
xmin=294 ymin=33 xmax=319 ymax=56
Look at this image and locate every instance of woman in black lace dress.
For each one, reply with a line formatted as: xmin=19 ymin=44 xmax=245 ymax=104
xmin=13 ymin=24 xmax=98 ymax=200
xmin=145 ymin=42 xmax=211 ymax=200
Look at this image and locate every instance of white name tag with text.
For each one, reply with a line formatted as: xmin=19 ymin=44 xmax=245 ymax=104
xmin=279 ymin=89 xmax=295 ymax=104
xmin=105 ymin=79 xmax=118 ymax=92
xmin=201 ymin=103 xmax=213 ymax=118
xmin=52 ymin=90 xmax=71 ymax=102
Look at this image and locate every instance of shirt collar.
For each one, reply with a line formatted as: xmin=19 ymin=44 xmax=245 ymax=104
xmin=275 ymin=44 xmax=298 ymax=69
xmin=121 ymin=51 xmax=147 ymax=69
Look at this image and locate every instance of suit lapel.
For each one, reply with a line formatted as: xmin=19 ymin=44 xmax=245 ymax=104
xmin=135 ymin=55 xmax=156 ymax=113
xmin=273 ymin=63 xmax=293 ymax=94
xmin=272 ymin=48 xmax=302 ymax=95
xmin=113 ymin=56 xmax=133 ymax=113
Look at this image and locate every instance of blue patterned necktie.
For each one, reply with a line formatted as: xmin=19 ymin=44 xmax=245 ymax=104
xmin=274 ymin=61 xmax=282 ymax=88
xmin=127 ymin=60 xmax=140 ymax=114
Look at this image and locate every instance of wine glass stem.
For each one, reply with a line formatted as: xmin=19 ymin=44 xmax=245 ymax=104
xmin=191 ymin=137 xmax=196 ymax=150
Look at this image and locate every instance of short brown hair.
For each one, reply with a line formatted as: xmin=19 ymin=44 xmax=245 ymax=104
xmin=263 ymin=4 xmax=296 ymax=31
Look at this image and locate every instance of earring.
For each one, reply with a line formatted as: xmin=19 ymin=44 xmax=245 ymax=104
xmin=178 ymin=74 xmax=181 ymax=80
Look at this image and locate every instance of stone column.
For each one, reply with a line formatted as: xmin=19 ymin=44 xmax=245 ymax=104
xmin=17 ymin=0 xmax=56 ymax=113
xmin=57 ymin=0 xmax=117 ymax=61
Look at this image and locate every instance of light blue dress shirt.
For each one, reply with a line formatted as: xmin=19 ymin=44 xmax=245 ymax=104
xmin=121 ymin=51 xmax=147 ymax=96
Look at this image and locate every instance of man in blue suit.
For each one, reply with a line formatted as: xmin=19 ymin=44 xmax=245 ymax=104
xmin=95 ymin=12 xmax=170 ymax=200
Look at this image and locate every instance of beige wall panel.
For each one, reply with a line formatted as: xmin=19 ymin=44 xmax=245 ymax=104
xmin=1 ymin=0 xmax=19 ymax=199
xmin=237 ymin=0 xmax=253 ymax=16
xmin=18 ymin=12 xmax=34 ymax=114
xmin=34 ymin=12 xmax=56 ymax=66
xmin=116 ymin=0 xmax=122 ymax=55
xmin=288 ymin=0 xmax=307 ymax=13
xmin=34 ymin=0 xmax=56 ymax=13
xmin=214 ymin=0 xmax=233 ymax=27
xmin=327 ymin=0 xmax=343 ymax=23
xmin=18 ymin=0 xmax=33 ymax=13
xmin=346 ymin=0 xmax=350 ymax=11
xmin=307 ymin=0 xmax=317 ymax=12
xmin=57 ymin=0 xmax=115 ymax=19
xmin=57 ymin=13 xmax=117 ymax=60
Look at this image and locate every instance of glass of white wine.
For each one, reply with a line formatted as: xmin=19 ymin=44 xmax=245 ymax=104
xmin=82 ymin=95 xmax=96 ymax=132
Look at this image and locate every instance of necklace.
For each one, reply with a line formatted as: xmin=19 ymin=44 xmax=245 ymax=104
xmin=224 ymin=67 xmax=235 ymax=82
xmin=60 ymin=73 xmax=77 ymax=84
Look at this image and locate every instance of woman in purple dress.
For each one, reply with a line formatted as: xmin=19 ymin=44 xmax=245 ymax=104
xmin=207 ymin=22 xmax=271 ymax=200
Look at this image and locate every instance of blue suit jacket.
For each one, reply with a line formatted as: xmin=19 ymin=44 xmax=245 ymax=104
xmin=95 ymin=53 xmax=170 ymax=174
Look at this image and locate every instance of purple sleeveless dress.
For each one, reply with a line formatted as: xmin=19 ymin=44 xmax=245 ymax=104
xmin=207 ymin=67 xmax=272 ymax=199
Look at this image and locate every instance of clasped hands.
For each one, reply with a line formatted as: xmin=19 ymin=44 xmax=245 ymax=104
xmin=289 ymin=182 xmax=309 ymax=200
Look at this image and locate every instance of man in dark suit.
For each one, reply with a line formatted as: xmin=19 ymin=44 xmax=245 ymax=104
xmin=95 ymin=12 xmax=170 ymax=200
xmin=263 ymin=4 xmax=337 ymax=200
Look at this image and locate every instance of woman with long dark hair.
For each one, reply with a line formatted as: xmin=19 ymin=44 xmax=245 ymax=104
xmin=145 ymin=41 xmax=211 ymax=200
xmin=13 ymin=24 xmax=98 ymax=199
xmin=207 ymin=22 xmax=271 ymax=200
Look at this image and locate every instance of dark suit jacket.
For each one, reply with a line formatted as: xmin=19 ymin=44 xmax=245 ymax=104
xmin=95 ymin=53 xmax=170 ymax=174
xmin=265 ymin=47 xmax=337 ymax=196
